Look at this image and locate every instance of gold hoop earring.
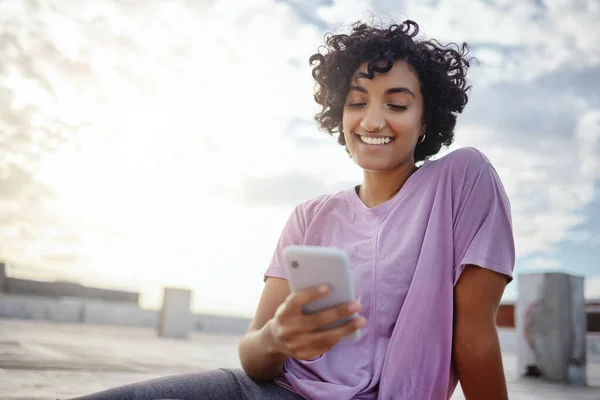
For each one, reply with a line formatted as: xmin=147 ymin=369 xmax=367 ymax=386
xmin=418 ymin=134 xmax=426 ymax=144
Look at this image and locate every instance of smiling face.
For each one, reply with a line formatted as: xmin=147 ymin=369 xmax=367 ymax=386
xmin=342 ymin=60 xmax=426 ymax=172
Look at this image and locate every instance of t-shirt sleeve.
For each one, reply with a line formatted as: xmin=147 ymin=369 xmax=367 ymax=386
xmin=453 ymin=162 xmax=516 ymax=286
xmin=264 ymin=204 xmax=306 ymax=281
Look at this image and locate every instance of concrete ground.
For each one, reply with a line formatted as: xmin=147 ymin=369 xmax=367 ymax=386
xmin=0 ymin=319 xmax=599 ymax=400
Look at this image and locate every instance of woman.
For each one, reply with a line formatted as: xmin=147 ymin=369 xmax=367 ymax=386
xmin=73 ymin=19 xmax=514 ymax=400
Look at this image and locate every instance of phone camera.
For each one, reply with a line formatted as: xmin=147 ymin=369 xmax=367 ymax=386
xmin=291 ymin=261 xmax=299 ymax=268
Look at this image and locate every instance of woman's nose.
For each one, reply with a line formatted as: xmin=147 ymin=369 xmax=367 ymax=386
xmin=360 ymin=107 xmax=385 ymax=132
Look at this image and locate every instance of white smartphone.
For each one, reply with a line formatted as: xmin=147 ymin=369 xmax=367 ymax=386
xmin=283 ymin=245 xmax=361 ymax=341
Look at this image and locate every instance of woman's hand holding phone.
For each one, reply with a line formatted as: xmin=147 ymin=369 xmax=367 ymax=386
xmin=265 ymin=284 xmax=366 ymax=361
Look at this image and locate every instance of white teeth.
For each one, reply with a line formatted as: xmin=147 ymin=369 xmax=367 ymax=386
xmin=359 ymin=135 xmax=392 ymax=145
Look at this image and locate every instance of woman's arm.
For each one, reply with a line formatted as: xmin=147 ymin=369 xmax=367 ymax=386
xmin=238 ymin=277 xmax=291 ymax=380
xmin=453 ymin=264 xmax=509 ymax=400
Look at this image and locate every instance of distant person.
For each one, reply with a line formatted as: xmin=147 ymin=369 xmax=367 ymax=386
xmin=72 ymin=18 xmax=514 ymax=400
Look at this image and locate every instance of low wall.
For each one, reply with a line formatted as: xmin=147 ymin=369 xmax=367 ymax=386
xmin=195 ymin=313 xmax=252 ymax=334
xmin=4 ymin=277 xmax=139 ymax=303
xmin=1 ymin=292 xmax=596 ymax=335
xmin=0 ymin=294 xmax=83 ymax=322
xmin=83 ymin=300 xmax=158 ymax=327
xmin=0 ymin=294 xmax=251 ymax=335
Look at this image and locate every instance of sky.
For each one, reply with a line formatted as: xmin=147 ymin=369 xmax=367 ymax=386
xmin=0 ymin=0 xmax=599 ymax=317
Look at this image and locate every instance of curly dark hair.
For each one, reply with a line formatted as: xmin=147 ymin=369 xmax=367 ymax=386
xmin=309 ymin=20 xmax=472 ymax=162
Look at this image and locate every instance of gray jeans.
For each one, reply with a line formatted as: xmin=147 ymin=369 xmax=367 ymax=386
xmin=68 ymin=368 xmax=303 ymax=400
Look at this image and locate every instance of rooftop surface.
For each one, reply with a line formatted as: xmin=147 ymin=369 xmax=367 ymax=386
xmin=1 ymin=320 xmax=599 ymax=399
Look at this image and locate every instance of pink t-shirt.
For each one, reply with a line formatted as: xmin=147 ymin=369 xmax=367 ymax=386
xmin=264 ymin=147 xmax=515 ymax=400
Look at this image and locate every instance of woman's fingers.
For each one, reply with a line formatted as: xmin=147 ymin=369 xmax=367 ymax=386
xmin=284 ymin=284 xmax=330 ymax=315
xmin=305 ymin=301 xmax=361 ymax=331
xmin=289 ymin=316 xmax=366 ymax=360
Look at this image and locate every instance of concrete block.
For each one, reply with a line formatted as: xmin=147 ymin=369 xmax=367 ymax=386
xmin=516 ymin=273 xmax=587 ymax=386
xmin=158 ymin=287 xmax=193 ymax=339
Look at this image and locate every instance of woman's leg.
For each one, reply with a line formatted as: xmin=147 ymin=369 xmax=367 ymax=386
xmin=67 ymin=368 xmax=302 ymax=400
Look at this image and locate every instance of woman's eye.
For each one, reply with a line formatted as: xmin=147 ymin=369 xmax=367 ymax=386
xmin=388 ymin=104 xmax=408 ymax=111
xmin=347 ymin=102 xmax=366 ymax=108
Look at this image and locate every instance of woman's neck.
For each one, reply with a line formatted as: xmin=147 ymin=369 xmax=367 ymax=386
xmin=358 ymin=163 xmax=418 ymax=208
